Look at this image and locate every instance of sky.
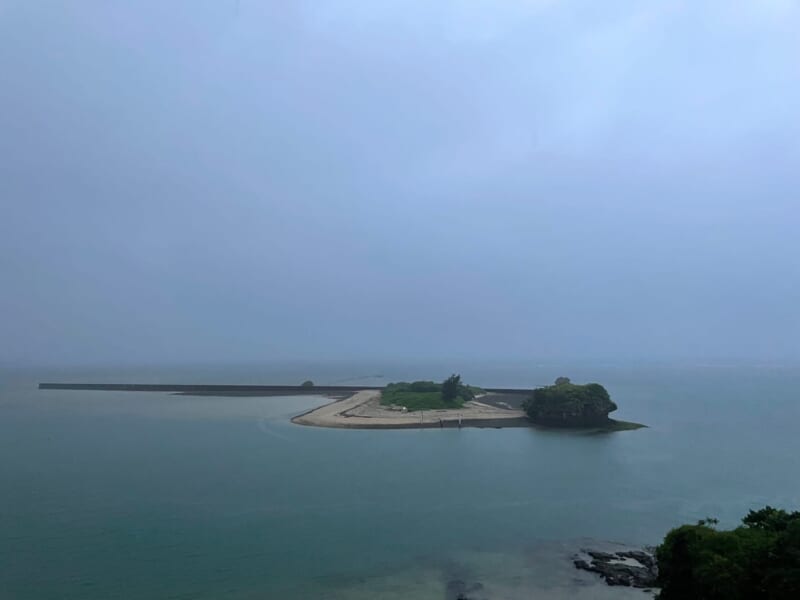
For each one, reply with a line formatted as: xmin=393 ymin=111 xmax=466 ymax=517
xmin=1 ymin=0 xmax=798 ymax=367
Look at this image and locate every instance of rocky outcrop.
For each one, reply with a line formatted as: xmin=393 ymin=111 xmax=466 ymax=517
xmin=573 ymin=548 xmax=658 ymax=588
xmin=522 ymin=379 xmax=618 ymax=427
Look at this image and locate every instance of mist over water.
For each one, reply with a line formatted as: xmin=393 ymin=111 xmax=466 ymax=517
xmin=2 ymin=362 xmax=799 ymax=599
xmin=2 ymin=2 xmax=799 ymax=598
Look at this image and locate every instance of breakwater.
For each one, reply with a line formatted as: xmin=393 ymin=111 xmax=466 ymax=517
xmin=38 ymin=382 xmax=532 ymax=396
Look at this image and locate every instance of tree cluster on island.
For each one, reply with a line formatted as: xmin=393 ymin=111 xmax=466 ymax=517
xmin=522 ymin=377 xmax=644 ymax=430
xmin=656 ymin=506 xmax=800 ymax=598
xmin=380 ymin=374 xmax=482 ymax=412
xmin=522 ymin=377 xmax=617 ymax=426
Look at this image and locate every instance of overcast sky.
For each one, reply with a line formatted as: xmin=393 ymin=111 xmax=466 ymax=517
xmin=1 ymin=1 xmax=798 ymax=366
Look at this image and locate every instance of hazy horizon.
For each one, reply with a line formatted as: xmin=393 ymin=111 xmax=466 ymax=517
xmin=5 ymin=356 xmax=800 ymax=372
xmin=2 ymin=1 xmax=798 ymax=367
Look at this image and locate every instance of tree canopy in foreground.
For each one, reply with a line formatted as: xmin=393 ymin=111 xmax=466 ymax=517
xmin=657 ymin=506 xmax=800 ymax=599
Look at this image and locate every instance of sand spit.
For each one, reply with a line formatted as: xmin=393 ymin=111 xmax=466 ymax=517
xmin=291 ymin=390 xmax=529 ymax=429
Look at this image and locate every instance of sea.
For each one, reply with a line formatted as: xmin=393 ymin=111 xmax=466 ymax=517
xmin=1 ymin=361 xmax=799 ymax=599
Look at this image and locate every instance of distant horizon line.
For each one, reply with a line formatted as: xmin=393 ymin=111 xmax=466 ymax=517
xmin=3 ymin=357 xmax=800 ymax=371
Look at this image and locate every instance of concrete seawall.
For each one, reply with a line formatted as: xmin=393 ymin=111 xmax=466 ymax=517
xmin=38 ymin=383 xmax=381 ymax=394
xmin=38 ymin=383 xmax=532 ymax=395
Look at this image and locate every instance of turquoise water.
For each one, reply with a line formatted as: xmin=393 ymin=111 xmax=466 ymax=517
xmin=1 ymin=363 xmax=799 ymax=598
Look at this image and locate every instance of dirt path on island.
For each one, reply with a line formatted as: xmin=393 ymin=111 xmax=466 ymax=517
xmin=292 ymin=391 xmax=529 ymax=429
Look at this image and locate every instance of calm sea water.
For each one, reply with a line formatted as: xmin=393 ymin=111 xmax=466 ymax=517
xmin=1 ymin=362 xmax=799 ymax=599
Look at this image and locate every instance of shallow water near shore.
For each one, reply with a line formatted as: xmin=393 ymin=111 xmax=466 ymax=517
xmin=2 ymin=362 xmax=799 ymax=599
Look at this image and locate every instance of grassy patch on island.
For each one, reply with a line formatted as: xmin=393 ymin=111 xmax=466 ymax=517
xmin=380 ymin=375 xmax=481 ymax=412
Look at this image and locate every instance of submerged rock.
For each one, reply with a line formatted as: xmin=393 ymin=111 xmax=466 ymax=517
xmin=445 ymin=579 xmax=487 ymax=600
xmin=618 ymin=549 xmax=657 ymax=570
xmin=587 ymin=551 xmax=617 ymax=561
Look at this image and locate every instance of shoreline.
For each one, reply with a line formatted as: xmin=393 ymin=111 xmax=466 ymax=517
xmin=291 ymin=390 xmax=531 ymax=429
xmin=37 ymin=382 xmax=645 ymax=431
xmin=292 ymin=392 xmax=646 ymax=431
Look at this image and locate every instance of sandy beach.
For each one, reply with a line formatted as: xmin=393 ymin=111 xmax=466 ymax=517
xmin=292 ymin=390 xmax=530 ymax=429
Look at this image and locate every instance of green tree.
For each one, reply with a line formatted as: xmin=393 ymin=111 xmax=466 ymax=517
xmin=657 ymin=506 xmax=800 ymax=599
xmin=441 ymin=374 xmax=461 ymax=404
xmin=742 ymin=506 xmax=798 ymax=532
xmin=522 ymin=381 xmax=616 ymax=425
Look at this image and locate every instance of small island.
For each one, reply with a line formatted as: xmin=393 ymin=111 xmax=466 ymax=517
xmin=292 ymin=374 xmax=645 ymax=430
xmin=522 ymin=377 xmax=645 ymax=431
xmin=39 ymin=377 xmax=646 ymax=431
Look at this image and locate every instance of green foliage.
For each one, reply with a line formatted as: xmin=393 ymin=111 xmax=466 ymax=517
xmin=380 ymin=375 xmax=479 ymax=412
xmin=657 ymin=506 xmax=800 ymax=599
xmin=465 ymin=385 xmax=485 ymax=396
xmin=522 ymin=379 xmax=617 ymax=424
xmin=742 ymin=506 xmax=799 ymax=532
xmin=442 ymin=374 xmax=461 ymax=403
xmin=381 ymin=388 xmax=450 ymax=411
xmin=300 ymin=380 xmax=314 ymax=388
xmin=407 ymin=381 xmax=439 ymax=392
